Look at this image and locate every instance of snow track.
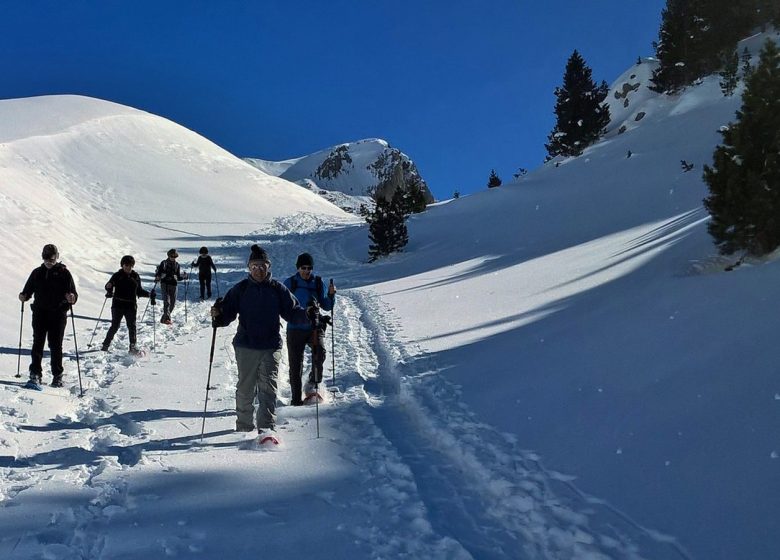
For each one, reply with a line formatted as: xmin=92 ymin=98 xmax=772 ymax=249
xmin=344 ymin=289 xmax=688 ymax=560
xmin=1 ymin=221 xmax=687 ymax=559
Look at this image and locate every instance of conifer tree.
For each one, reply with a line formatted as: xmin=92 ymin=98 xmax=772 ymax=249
xmin=703 ymin=40 xmax=780 ymax=255
xmin=719 ymin=49 xmax=740 ymax=96
xmin=367 ymin=189 xmax=409 ymax=261
xmin=650 ymin=0 xmax=709 ymax=93
xmin=545 ymin=50 xmax=610 ymax=159
xmin=487 ymin=169 xmax=502 ymax=188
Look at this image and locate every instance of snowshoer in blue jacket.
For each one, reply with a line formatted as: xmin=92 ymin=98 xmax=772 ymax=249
xmin=283 ymin=252 xmax=336 ymax=405
xmin=210 ymin=244 xmax=313 ymax=436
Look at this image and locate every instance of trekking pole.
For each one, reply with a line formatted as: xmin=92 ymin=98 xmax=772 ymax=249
xmin=140 ymin=279 xmax=159 ymax=323
xmin=330 ymin=279 xmax=335 ymax=386
xmin=184 ymin=264 xmax=193 ymax=323
xmin=152 ymin=295 xmax=156 ymax=352
xmin=69 ymin=306 xmax=84 ymax=398
xmin=214 ymin=266 xmax=221 ymax=298
xmin=87 ymin=297 xmax=108 ymax=348
xmin=315 ymin=382 xmax=320 ymax=439
xmin=15 ymin=301 xmax=24 ymax=378
xmin=200 ymin=323 xmax=218 ymax=441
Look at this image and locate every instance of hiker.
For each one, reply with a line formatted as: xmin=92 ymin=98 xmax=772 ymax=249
xmin=192 ymin=246 xmax=217 ymax=301
xmin=283 ymin=252 xmax=336 ymax=405
xmin=101 ymin=255 xmax=154 ymax=353
xmin=18 ymin=244 xmax=78 ymax=387
xmin=155 ymin=249 xmax=187 ymax=324
xmin=210 ymin=244 xmax=313 ymax=436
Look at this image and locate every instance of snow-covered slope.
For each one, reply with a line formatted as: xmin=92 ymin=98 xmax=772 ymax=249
xmin=0 ymin=94 xmax=352 ymax=334
xmin=247 ymin=138 xmax=434 ymax=203
xmin=2 ymin=29 xmax=780 ymax=560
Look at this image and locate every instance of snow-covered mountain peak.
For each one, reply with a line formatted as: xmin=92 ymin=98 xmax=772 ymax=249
xmin=246 ymin=138 xmax=434 ymax=205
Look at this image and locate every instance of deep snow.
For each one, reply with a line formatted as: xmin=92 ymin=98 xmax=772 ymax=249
xmin=2 ymin=29 xmax=780 ymax=560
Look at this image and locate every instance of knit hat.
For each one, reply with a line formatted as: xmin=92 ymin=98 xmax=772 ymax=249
xmin=247 ymin=244 xmax=269 ymax=264
xmin=41 ymin=244 xmax=59 ymax=260
xmin=167 ymin=249 xmax=179 ymax=258
xmin=120 ymin=255 xmax=135 ymax=267
xmin=296 ymin=253 xmax=314 ymax=269
xmin=199 ymin=246 xmax=208 ymax=255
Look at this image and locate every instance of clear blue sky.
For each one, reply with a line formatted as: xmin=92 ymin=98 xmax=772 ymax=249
xmin=0 ymin=1 xmax=665 ymax=199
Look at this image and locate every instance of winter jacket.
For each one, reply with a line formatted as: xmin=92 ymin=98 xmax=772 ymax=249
xmin=21 ymin=263 xmax=78 ymax=315
xmin=215 ymin=273 xmax=308 ymax=350
xmin=192 ymin=255 xmax=216 ymax=277
xmin=105 ymin=269 xmax=150 ymax=309
xmin=283 ymin=273 xmax=334 ymax=331
xmin=156 ymin=259 xmax=184 ymax=286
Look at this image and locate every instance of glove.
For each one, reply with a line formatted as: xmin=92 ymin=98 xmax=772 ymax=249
xmin=149 ymin=290 xmax=156 ymax=305
xmin=18 ymin=293 xmax=29 ymax=302
xmin=105 ymin=291 xmax=113 ymax=298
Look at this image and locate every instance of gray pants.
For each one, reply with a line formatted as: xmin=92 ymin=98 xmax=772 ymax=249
xmin=234 ymin=345 xmax=281 ymax=431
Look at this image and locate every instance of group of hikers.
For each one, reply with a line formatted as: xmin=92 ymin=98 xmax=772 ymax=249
xmin=18 ymin=243 xmax=337 ymax=438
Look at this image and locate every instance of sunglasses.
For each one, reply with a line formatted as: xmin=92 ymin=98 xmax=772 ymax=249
xmin=299 ymin=266 xmax=313 ymax=271
xmin=249 ymin=262 xmax=270 ymax=271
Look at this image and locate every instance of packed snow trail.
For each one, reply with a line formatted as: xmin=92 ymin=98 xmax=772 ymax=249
xmin=1 ymin=221 xmax=686 ymax=559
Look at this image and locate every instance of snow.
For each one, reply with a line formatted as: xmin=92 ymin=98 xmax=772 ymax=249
xmin=2 ymin=30 xmax=780 ymax=560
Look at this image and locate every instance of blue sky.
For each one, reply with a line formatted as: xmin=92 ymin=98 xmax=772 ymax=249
xmin=0 ymin=1 xmax=665 ymax=199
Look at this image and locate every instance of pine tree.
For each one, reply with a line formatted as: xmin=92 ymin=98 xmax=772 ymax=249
xmin=703 ymin=40 xmax=780 ymax=256
xmin=400 ymin=174 xmax=428 ymax=214
xmin=650 ymin=0 xmax=709 ymax=93
xmin=545 ymin=50 xmax=611 ymax=159
xmin=487 ymin=169 xmax=502 ymax=188
xmin=719 ymin=49 xmax=740 ymax=96
xmin=367 ymin=189 xmax=409 ymax=261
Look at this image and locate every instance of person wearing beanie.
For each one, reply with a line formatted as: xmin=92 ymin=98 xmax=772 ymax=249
xmin=211 ymin=244 xmax=313 ymax=441
xmin=283 ymin=252 xmax=337 ymax=405
xmin=155 ymin=249 xmax=187 ymax=324
xmin=100 ymin=255 xmax=153 ymax=353
xmin=18 ymin=244 xmax=78 ymax=387
xmin=191 ymin=246 xmax=217 ymax=301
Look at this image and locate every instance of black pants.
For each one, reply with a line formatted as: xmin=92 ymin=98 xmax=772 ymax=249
xmin=199 ymin=274 xmax=212 ymax=299
xmin=286 ymin=328 xmax=326 ymax=402
xmin=102 ymin=305 xmax=137 ymax=347
xmin=30 ymin=308 xmax=67 ymax=379
xmin=161 ymin=283 xmax=177 ymax=319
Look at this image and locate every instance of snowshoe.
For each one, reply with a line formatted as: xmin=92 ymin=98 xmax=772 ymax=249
xmin=50 ymin=378 xmax=64 ymax=388
xmin=303 ymin=392 xmax=324 ymax=404
xmin=24 ymin=379 xmax=43 ymax=391
xmin=257 ymin=432 xmax=280 ymax=446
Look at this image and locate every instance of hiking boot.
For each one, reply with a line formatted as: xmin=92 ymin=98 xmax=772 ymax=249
xmin=29 ymin=374 xmax=42 ymax=385
xmin=290 ymin=398 xmax=304 ymax=407
xmin=235 ymin=422 xmax=254 ymax=433
xmin=50 ymin=377 xmax=64 ymax=388
xmin=101 ymin=342 xmax=109 ymax=352
xmin=129 ymin=344 xmax=139 ymax=354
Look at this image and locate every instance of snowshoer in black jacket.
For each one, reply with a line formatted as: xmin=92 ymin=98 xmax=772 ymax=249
xmin=192 ymin=246 xmax=217 ymax=301
xmin=155 ymin=249 xmax=186 ymax=324
xmin=18 ymin=244 xmax=78 ymax=387
xmin=101 ymin=255 xmax=153 ymax=353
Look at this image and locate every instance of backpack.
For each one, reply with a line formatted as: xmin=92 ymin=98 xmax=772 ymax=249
xmin=289 ymin=275 xmax=323 ymax=306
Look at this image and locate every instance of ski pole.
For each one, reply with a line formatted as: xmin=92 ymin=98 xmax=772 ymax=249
xmin=16 ymin=301 xmax=24 ymax=378
xmin=200 ymin=324 xmax=218 ymax=441
xmin=87 ymin=297 xmax=108 ymax=348
xmin=330 ymin=279 xmax=335 ymax=386
xmin=315 ymin=381 xmax=320 ymax=439
xmin=69 ymin=306 xmax=84 ymax=398
xmin=140 ymin=279 xmax=159 ymax=323
xmin=184 ymin=264 xmax=193 ymax=323
xmin=152 ymin=293 xmax=156 ymax=352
